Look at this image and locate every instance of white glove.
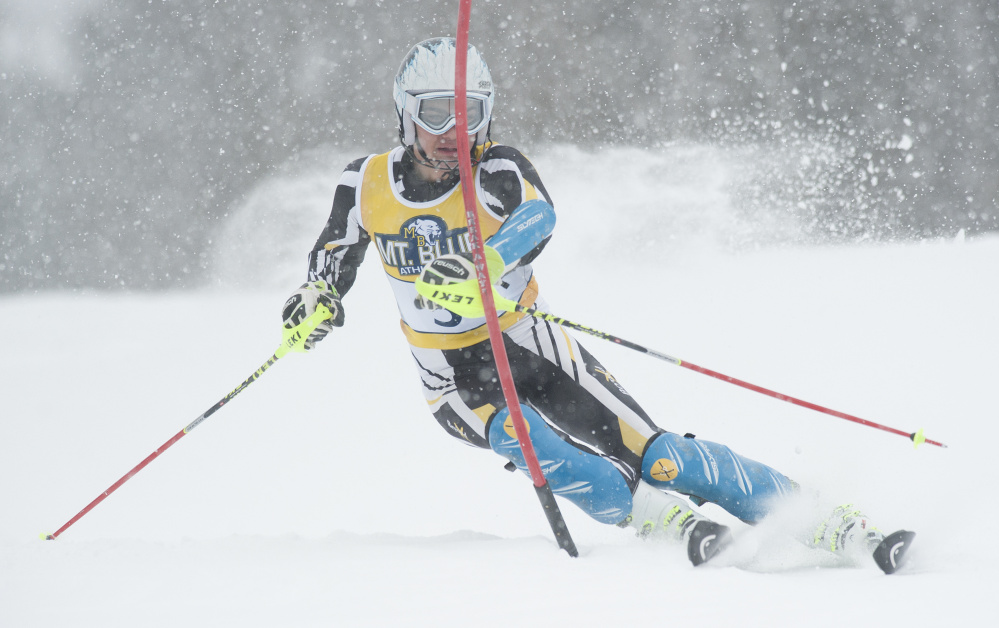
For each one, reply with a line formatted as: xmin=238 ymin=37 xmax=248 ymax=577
xmin=413 ymin=253 xmax=478 ymax=311
xmin=282 ymin=281 xmax=344 ymax=350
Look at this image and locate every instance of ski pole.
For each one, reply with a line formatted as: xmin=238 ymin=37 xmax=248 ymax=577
xmin=516 ymin=306 xmax=946 ymax=448
xmin=43 ymin=304 xmax=333 ymax=540
xmin=414 ymin=279 xmax=947 ymax=449
xmin=454 ymin=0 xmax=577 ymax=558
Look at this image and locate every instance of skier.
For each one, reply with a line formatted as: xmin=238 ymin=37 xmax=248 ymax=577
xmin=281 ymin=37 xmax=913 ymax=572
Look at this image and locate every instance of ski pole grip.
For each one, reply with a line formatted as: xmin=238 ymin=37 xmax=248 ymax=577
xmin=278 ymin=303 xmax=333 ymax=357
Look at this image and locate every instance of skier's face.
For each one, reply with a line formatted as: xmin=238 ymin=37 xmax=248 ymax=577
xmin=413 ymin=124 xmax=476 ymax=182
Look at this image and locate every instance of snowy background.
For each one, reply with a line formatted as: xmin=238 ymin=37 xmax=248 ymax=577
xmin=2 ymin=145 xmax=997 ymax=626
xmin=3 ymin=0 xmax=999 ymax=292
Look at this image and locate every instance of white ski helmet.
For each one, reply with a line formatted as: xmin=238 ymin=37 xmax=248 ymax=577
xmin=393 ymin=37 xmax=494 ymax=148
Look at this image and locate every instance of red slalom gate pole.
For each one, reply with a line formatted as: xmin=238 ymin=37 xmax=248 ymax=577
xmin=454 ymin=0 xmax=577 ymax=556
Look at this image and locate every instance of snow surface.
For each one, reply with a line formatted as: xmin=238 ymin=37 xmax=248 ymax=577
xmin=2 ymin=146 xmax=997 ymax=626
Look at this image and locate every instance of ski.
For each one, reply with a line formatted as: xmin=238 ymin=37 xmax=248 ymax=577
xmin=872 ymin=529 xmax=916 ymax=575
xmin=681 ymin=525 xmax=916 ymax=573
xmin=687 ymin=521 xmax=733 ymax=566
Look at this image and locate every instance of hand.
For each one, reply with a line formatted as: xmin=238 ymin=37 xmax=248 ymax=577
xmin=413 ymin=252 xmax=477 ymax=311
xmin=282 ymin=281 xmax=345 ymax=350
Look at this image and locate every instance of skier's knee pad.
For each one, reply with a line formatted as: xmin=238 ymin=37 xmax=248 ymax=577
xmin=641 ymin=432 xmax=798 ymax=523
xmin=488 ymin=405 xmax=633 ymax=525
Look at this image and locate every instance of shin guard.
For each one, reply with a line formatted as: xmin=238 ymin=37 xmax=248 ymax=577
xmin=641 ymin=432 xmax=798 ymax=523
xmin=489 ymin=405 xmax=633 ymax=525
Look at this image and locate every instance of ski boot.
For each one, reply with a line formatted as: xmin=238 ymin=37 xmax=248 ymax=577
xmin=812 ymin=504 xmax=915 ymax=574
xmin=620 ymin=480 xmax=732 ymax=566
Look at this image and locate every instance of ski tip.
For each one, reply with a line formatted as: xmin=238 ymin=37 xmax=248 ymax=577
xmin=873 ymin=530 xmax=916 ymax=574
xmin=687 ymin=521 xmax=732 ymax=567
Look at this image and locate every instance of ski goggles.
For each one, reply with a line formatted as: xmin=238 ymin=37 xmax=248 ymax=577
xmin=404 ymin=91 xmax=492 ymax=135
